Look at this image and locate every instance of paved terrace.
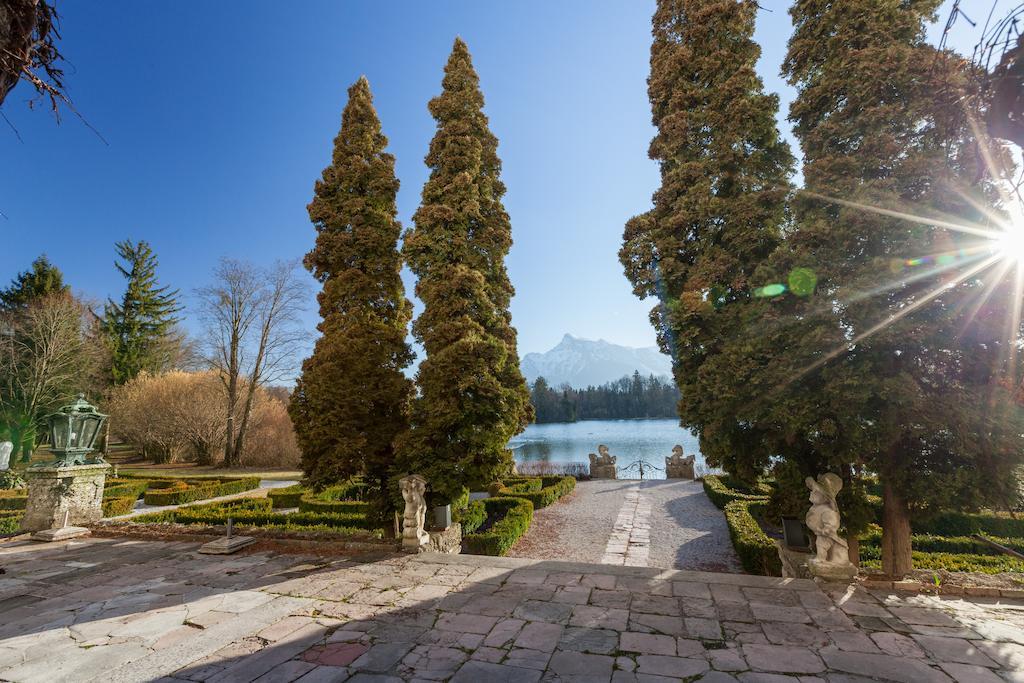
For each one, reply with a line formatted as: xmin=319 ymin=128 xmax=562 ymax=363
xmin=0 ymin=538 xmax=1023 ymax=682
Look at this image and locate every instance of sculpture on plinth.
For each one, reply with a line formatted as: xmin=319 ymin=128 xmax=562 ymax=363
xmin=665 ymin=445 xmax=695 ymax=479
xmin=589 ymin=445 xmax=617 ymax=479
xmin=399 ymin=474 xmax=430 ymax=550
xmin=805 ymin=473 xmax=857 ymax=581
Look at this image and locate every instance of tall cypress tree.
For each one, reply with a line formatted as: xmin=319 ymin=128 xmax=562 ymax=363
xmin=399 ymin=38 xmax=531 ymax=505
xmin=101 ymin=239 xmax=182 ymax=385
xmin=780 ymin=0 xmax=1024 ymax=576
xmin=0 ymin=254 xmax=68 ymax=312
xmin=620 ymin=0 xmax=793 ymax=480
xmin=289 ymin=77 xmax=414 ymax=499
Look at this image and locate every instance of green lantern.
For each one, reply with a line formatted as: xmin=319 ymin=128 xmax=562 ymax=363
xmin=42 ymin=394 xmax=107 ymax=467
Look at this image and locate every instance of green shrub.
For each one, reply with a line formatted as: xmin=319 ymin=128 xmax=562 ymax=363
xmin=268 ymin=485 xmax=305 ymax=508
xmin=298 ymin=495 xmax=370 ymax=515
xmin=860 ymin=531 xmax=1024 ymax=557
xmin=860 ymin=551 xmax=1024 ymax=574
xmin=724 ymin=500 xmax=781 ymax=576
xmin=103 ymin=479 xmax=149 ymax=501
xmin=143 ymin=477 xmax=260 ymax=505
xmin=704 ymin=475 xmax=770 ymax=510
xmin=102 ymin=496 xmax=138 ymax=517
xmin=457 ymin=499 xmax=487 ymax=534
xmin=491 ymin=476 xmax=575 ymax=509
xmin=0 ymin=514 xmax=21 ymax=534
xmin=463 ymin=497 xmax=534 ymax=556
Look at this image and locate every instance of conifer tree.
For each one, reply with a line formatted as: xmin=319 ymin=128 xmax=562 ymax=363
xmin=399 ymin=38 xmax=531 ymax=505
xmin=101 ymin=239 xmax=182 ymax=385
xmin=779 ymin=0 xmax=1024 ymax=575
xmin=0 ymin=254 xmax=68 ymax=312
xmin=620 ymin=0 xmax=793 ymax=479
xmin=289 ymin=77 xmax=414 ymax=499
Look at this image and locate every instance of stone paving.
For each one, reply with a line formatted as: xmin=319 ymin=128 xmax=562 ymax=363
xmin=1 ymin=537 xmax=1024 ymax=682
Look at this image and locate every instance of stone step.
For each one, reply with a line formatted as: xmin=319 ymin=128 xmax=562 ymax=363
xmin=411 ymin=551 xmax=820 ymax=591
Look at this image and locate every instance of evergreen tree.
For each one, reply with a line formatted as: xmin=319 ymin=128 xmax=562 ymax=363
xmin=399 ymin=38 xmax=531 ymax=505
xmin=101 ymin=240 xmax=182 ymax=385
xmin=289 ymin=77 xmax=414 ymax=501
xmin=777 ymin=0 xmax=1024 ymax=575
xmin=0 ymin=254 xmax=68 ymax=312
xmin=620 ymin=0 xmax=793 ymax=479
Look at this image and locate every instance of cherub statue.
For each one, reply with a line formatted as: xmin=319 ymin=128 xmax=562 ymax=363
xmin=665 ymin=445 xmax=695 ymax=479
xmin=588 ymin=445 xmax=617 ymax=479
xmin=805 ymin=473 xmax=849 ymax=565
xmin=399 ymin=474 xmax=429 ymax=549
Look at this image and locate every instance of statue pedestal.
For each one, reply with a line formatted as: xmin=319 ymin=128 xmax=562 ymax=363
xmin=20 ymin=463 xmax=111 ymax=533
xmin=776 ymin=541 xmax=814 ymax=579
xmin=665 ymin=463 xmax=695 ymax=479
xmin=590 ymin=464 xmax=617 ymax=479
xmin=808 ymin=558 xmax=858 ymax=582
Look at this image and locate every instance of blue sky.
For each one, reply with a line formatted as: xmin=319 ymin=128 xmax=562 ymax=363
xmin=0 ymin=1 xmax=974 ymax=358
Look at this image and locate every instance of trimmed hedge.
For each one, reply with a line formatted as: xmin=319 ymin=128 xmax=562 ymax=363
xmin=0 ymin=512 xmax=21 ymax=534
xmin=463 ymin=497 xmax=534 ymax=556
xmin=102 ymin=496 xmax=138 ymax=517
xmin=134 ymin=497 xmax=382 ymax=536
xmin=860 ymin=550 xmax=1024 ymax=574
xmin=912 ymin=511 xmax=1024 ymax=538
xmin=860 ymin=531 xmax=1024 ymax=557
xmin=143 ymin=477 xmax=260 ymax=505
xmin=491 ymin=476 xmax=575 ymax=510
xmin=103 ymin=479 xmax=149 ymax=501
xmin=724 ymin=500 xmax=781 ymax=576
xmin=704 ymin=475 xmax=770 ymax=510
xmin=457 ymin=499 xmax=487 ymax=534
xmin=268 ymin=485 xmax=304 ymax=508
xmin=0 ymin=490 xmax=27 ymax=510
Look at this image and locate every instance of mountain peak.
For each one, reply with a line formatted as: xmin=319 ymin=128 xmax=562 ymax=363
xmin=521 ymin=334 xmax=671 ymax=388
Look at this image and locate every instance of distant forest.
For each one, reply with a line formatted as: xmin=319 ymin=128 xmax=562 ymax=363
xmin=529 ymin=372 xmax=680 ymax=423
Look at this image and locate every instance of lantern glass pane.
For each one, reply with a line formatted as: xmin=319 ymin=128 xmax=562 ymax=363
xmin=51 ymin=418 xmax=70 ymax=449
xmin=80 ymin=417 xmax=100 ymax=449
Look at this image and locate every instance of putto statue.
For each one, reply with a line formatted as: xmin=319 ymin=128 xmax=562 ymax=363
xmin=589 ymin=445 xmax=617 ymax=479
xmin=665 ymin=445 xmax=695 ymax=479
xmin=399 ymin=474 xmax=430 ymax=550
xmin=805 ymin=473 xmax=856 ymax=581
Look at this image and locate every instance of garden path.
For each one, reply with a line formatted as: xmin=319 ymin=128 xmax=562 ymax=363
xmin=507 ymin=479 xmax=741 ymax=573
xmin=1 ymin=537 xmax=1022 ymax=682
xmin=105 ymin=479 xmax=299 ymax=521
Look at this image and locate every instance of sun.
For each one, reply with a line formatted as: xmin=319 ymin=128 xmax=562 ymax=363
xmin=995 ymin=225 xmax=1024 ymax=262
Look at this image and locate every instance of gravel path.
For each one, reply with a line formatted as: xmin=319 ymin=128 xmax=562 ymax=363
xmin=508 ymin=478 xmax=741 ymax=573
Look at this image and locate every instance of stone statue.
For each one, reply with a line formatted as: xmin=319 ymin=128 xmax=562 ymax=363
xmin=399 ymin=474 xmax=430 ymax=550
xmin=588 ymin=445 xmax=617 ymax=479
xmin=665 ymin=445 xmax=695 ymax=479
xmin=805 ymin=473 xmax=856 ymax=581
xmin=0 ymin=442 xmax=11 ymax=471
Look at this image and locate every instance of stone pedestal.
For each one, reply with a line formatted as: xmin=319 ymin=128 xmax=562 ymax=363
xmin=808 ymin=558 xmax=858 ymax=582
xmin=20 ymin=463 xmax=111 ymax=532
xmin=32 ymin=525 xmax=91 ymax=542
xmin=199 ymin=535 xmax=257 ymax=554
xmin=427 ymin=523 xmax=462 ymax=554
xmin=776 ymin=541 xmax=814 ymax=579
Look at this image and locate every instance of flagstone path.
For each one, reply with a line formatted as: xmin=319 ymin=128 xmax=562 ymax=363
xmin=3 ymin=536 xmax=1022 ymax=682
xmin=509 ymin=479 xmax=742 ymax=573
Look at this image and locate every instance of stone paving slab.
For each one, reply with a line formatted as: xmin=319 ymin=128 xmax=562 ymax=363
xmin=1 ymin=538 xmax=1024 ymax=682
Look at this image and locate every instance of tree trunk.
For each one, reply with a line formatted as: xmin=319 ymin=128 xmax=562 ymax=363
xmin=881 ymin=477 xmax=913 ymax=578
xmin=846 ymin=534 xmax=860 ymax=567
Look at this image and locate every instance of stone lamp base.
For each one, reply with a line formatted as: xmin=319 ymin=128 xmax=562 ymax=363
xmin=20 ymin=463 xmax=111 ymax=533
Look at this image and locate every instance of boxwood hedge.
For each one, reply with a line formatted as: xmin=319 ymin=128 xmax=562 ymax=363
xmin=703 ymin=475 xmax=770 ymax=510
xmin=490 ymin=476 xmax=575 ymax=510
xmin=143 ymin=477 xmax=260 ymax=505
xmin=463 ymin=497 xmax=534 ymax=556
xmin=268 ymin=484 xmax=304 ymax=508
xmin=724 ymin=500 xmax=781 ymax=576
xmin=457 ymin=499 xmax=486 ymax=534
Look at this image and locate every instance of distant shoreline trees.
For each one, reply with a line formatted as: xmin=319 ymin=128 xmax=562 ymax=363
xmin=530 ymin=372 xmax=679 ymax=424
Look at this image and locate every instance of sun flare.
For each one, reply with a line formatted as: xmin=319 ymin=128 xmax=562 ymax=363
xmin=995 ymin=225 xmax=1024 ymax=262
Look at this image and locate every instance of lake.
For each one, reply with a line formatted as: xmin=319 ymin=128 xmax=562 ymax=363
xmin=508 ymin=418 xmax=706 ymax=480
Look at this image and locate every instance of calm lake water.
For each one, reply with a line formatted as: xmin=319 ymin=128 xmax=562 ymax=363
xmin=508 ymin=418 xmax=705 ymax=480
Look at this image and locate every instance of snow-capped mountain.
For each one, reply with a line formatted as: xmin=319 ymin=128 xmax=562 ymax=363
xmin=520 ymin=334 xmax=672 ymax=388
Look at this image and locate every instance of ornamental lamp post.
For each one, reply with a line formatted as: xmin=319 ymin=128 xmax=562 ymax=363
xmin=42 ymin=394 xmax=107 ymax=467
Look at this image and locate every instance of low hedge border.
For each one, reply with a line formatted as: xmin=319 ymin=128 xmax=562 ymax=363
xmin=268 ymin=485 xmax=304 ymax=508
xmin=724 ymin=500 xmax=781 ymax=576
xmin=860 ymin=531 xmax=1024 ymax=557
xmin=490 ymin=476 xmax=575 ymax=510
xmin=0 ymin=490 xmax=27 ymax=510
xmin=133 ymin=497 xmax=381 ymax=536
xmin=0 ymin=512 xmax=21 ymax=534
xmin=860 ymin=550 xmax=1024 ymax=574
xmin=913 ymin=511 xmax=1024 ymax=538
xmin=463 ymin=496 xmax=534 ymax=556
xmin=143 ymin=477 xmax=260 ymax=505
xmin=703 ymin=475 xmax=770 ymax=510
xmin=102 ymin=496 xmax=138 ymax=517
xmin=457 ymin=499 xmax=486 ymax=534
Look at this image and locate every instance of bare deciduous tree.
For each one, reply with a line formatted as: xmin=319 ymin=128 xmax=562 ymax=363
xmin=0 ymin=292 xmax=90 ymax=461
xmin=197 ymin=259 xmax=307 ymax=467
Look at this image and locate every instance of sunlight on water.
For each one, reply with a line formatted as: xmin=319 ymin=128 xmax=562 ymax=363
xmin=508 ymin=419 xmax=705 ymax=480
